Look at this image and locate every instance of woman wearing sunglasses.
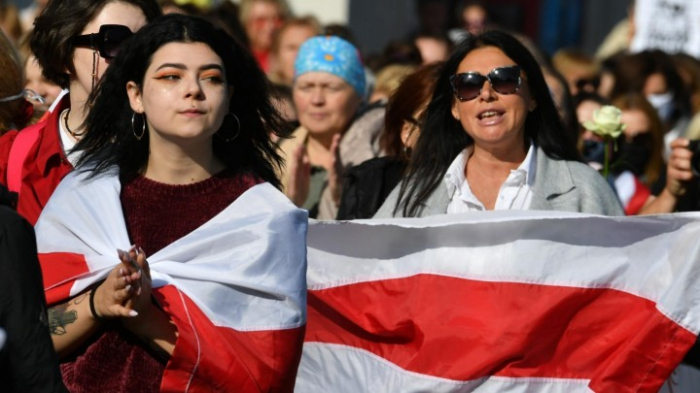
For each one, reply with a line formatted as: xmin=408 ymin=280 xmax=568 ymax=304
xmin=0 ymin=0 xmax=161 ymax=225
xmin=376 ymin=30 xmax=623 ymax=218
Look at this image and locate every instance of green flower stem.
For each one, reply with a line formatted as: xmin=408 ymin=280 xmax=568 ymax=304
xmin=602 ymin=137 xmax=610 ymax=179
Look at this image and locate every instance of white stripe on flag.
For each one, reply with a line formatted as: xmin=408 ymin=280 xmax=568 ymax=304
xmin=296 ymin=342 xmax=594 ymax=393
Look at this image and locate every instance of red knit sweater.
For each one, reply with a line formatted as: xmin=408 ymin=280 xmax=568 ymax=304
xmin=60 ymin=170 xmax=259 ymax=392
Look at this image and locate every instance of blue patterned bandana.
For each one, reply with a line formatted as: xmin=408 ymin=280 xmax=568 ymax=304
xmin=294 ymin=36 xmax=366 ymax=98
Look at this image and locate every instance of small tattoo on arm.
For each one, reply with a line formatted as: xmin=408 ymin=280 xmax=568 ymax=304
xmin=48 ymin=304 xmax=78 ymax=335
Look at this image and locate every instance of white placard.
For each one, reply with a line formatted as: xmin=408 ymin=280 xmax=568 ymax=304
xmin=630 ymin=0 xmax=700 ymax=56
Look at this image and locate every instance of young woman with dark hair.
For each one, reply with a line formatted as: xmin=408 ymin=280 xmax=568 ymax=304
xmin=375 ymin=30 xmax=622 ymax=218
xmin=0 ymin=0 xmax=162 ymax=225
xmin=34 ymin=14 xmax=305 ymax=392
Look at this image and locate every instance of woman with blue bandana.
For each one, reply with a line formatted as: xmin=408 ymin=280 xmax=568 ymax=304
xmin=279 ymin=35 xmax=365 ymax=218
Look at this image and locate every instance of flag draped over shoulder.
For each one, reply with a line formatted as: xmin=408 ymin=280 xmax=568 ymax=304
xmin=34 ymin=169 xmax=308 ymax=393
xmin=297 ymin=210 xmax=700 ymax=393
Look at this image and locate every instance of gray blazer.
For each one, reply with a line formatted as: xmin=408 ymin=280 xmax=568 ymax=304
xmin=374 ymin=147 xmax=624 ymax=218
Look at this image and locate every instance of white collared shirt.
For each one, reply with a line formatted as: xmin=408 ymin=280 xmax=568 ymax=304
xmin=444 ymin=143 xmax=537 ymax=213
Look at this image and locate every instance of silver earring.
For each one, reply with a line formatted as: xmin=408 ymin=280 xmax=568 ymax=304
xmin=216 ymin=113 xmax=241 ymax=142
xmin=132 ymin=112 xmax=146 ymax=140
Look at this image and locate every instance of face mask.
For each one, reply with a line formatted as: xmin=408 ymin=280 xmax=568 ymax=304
xmin=582 ymin=139 xmax=606 ymax=165
xmin=617 ymin=141 xmax=651 ymax=176
xmin=646 ymin=92 xmax=675 ymax=123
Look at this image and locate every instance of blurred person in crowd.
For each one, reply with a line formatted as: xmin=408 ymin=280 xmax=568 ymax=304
xmin=595 ymin=0 xmax=635 ymax=60
xmin=672 ymin=53 xmax=700 ymax=116
xmin=205 ymin=1 xmax=249 ymax=48
xmin=337 ymin=63 xmax=441 ymax=220
xmin=0 ymin=0 xmax=22 ymax=43
xmin=268 ymin=16 xmax=321 ymax=87
xmin=239 ymin=0 xmax=289 ymax=72
xmin=541 ymin=65 xmax=578 ymax=145
xmin=0 ymin=184 xmax=65 ymax=393
xmin=552 ymin=48 xmax=600 ymax=96
xmin=281 ymin=35 xmax=365 ymax=219
xmin=19 ymin=0 xmax=49 ymax=33
xmin=0 ymin=29 xmax=34 ymax=135
xmin=611 ymin=50 xmax=692 ymax=157
xmin=448 ymin=0 xmax=491 ymax=43
xmin=414 ymin=0 xmax=450 ymax=37
xmin=372 ymin=39 xmax=422 ymax=72
xmin=414 ymin=32 xmax=452 ymax=64
xmin=613 ymin=93 xmax=665 ymax=191
xmin=375 ymin=30 xmax=622 ymax=218
xmin=597 ymin=53 xmax=621 ymax=99
xmin=336 ymin=63 xmax=417 ymax=174
xmin=638 ymin=137 xmax=700 ymax=214
xmin=0 ymin=0 xmax=162 ymax=226
xmin=671 ymin=53 xmax=700 ymax=142
xmin=604 ymin=93 xmax=665 ymax=215
xmin=16 ymin=35 xmax=63 ymax=118
xmin=40 ymin=14 xmax=303 ymax=391
xmin=369 ymin=64 xmax=416 ymax=104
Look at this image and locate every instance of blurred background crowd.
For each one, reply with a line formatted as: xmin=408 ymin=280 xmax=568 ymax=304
xmin=2 ymin=0 xmax=699 ymax=220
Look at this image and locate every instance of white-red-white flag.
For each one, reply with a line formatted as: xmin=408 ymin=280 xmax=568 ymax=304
xmin=35 ymin=170 xmax=308 ymax=392
xmin=298 ymin=211 xmax=700 ymax=392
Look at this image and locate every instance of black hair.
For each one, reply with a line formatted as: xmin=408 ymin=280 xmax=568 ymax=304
xmin=76 ymin=13 xmax=289 ymax=189
xmin=30 ymin=0 xmax=162 ymax=88
xmin=395 ymin=29 xmax=581 ymax=217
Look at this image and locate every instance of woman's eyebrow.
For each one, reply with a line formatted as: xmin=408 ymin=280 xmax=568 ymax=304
xmin=200 ymin=64 xmax=224 ymax=72
xmin=155 ymin=63 xmax=186 ymax=71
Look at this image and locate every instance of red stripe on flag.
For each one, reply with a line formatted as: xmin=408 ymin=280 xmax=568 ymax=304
xmin=156 ymin=285 xmax=305 ymax=392
xmin=39 ymin=252 xmax=90 ymax=306
xmin=306 ymin=274 xmax=695 ymax=392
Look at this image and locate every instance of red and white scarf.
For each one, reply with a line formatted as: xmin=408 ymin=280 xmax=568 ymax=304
xmin=35 ymin=169 xmax=308 ymax=392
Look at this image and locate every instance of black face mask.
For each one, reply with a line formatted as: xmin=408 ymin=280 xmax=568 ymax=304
xmin=617 ymin=141 xmax=651 ymax=176
xmin=582 ymin=140 xmax=606 ymax=165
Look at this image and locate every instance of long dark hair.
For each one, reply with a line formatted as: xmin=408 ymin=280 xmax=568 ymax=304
xmin=381 ymin=62 xmax=442 ymax=158
xmin=76 ymin=14 xmax=289 ymax=188
xmin=395 ymin=29 xmax=581 ymax=217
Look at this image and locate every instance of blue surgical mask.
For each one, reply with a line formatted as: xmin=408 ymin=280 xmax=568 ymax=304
xmin=646 ymin=92 xmax=675 ymax=123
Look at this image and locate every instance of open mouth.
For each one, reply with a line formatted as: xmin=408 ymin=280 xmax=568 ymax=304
xmin=477 ymin=109 xmax=504 ymax=120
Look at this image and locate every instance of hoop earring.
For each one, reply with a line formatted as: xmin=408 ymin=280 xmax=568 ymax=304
xmin=132 ymin=112 xmax=146 ymax=140
xmin=216 ymin=113 xmax=241 ymax=142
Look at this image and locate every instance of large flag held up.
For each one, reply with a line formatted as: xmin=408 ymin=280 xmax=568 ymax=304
xmin=35 ymin=170 xmax=308 ymax=392
xmin=298 ymin=211 xmax=700 ymax=392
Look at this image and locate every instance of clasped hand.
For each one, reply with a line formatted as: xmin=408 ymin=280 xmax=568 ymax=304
xmin=91 ymin=246 xmax=153 ymax=320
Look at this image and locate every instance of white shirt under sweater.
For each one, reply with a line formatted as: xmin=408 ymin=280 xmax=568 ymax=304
xmin=444 ymin=143 xmax=537 ymax=213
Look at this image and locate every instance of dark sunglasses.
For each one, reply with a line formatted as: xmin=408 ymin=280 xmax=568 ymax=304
xmin=73 ymin=24 xmax=133 ymax=59
xmin=450 ymin=65 xmax=522 ymax=102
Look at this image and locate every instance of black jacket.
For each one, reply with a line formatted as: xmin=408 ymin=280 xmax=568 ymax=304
xmin=0 ymin=184 xmax=65 ymax=392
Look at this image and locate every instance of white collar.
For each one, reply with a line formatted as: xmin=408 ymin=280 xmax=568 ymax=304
xmin=443 ymin=141 xmax=537 ymax=196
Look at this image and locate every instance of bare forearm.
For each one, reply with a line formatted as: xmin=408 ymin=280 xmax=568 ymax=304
xmin=638 ymin=189 xmax=678 ymax=215
xmin=49 ymin=292 xmax=100 ymax=358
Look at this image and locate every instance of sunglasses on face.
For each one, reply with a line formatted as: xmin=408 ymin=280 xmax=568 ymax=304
xmin=450 ymin=65 xmax=523 ymax=102
xmin=73 ymin=24 xmax=133 ymax=59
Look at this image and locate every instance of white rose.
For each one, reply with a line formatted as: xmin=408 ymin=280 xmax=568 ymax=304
xmin=582 ymin=105 xmax=626 ymax=139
